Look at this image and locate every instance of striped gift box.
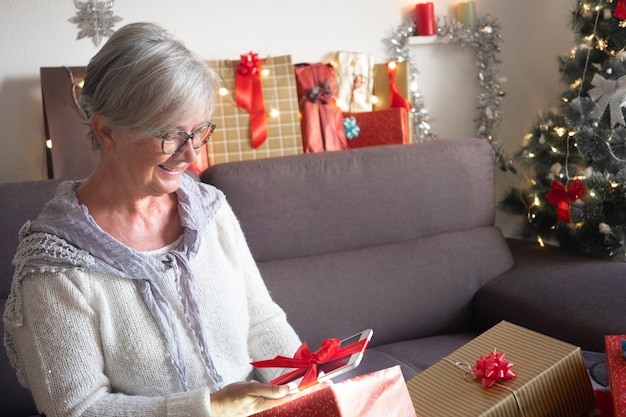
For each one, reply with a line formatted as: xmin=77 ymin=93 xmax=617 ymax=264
xmin=205 ymin=55 xmax=303 ymax=165
xmin=406 ymin=321 xmax=595 ymax=417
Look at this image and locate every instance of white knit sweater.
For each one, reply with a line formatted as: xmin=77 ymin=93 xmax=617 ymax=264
xmin=7 ymin=200 xmax=301 ymax=417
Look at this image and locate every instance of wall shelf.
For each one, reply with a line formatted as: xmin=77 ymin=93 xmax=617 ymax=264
xmin=408 ymin=35 xmax=442 ymax=45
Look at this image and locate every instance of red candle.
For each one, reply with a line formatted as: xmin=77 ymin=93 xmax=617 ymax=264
xmin=414 ymin=2 xmax=436 ymax=36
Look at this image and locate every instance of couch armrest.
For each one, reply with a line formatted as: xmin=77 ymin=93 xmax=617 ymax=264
xmin=472 ymin=238 xmax=626 ymax=352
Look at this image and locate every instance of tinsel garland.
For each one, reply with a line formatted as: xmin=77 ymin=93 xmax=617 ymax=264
xmin=385 ymin=14 xmax=514 ymax=172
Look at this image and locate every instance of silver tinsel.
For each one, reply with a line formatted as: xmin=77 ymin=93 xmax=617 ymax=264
xmin=386 ymin=18 xmax=437 ymax=143
xmin=385 ymin=14 xmax=514 ymax=172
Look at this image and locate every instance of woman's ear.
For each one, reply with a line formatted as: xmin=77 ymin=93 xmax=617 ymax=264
xmin=90 ymin=113 xmax=115 ymax=152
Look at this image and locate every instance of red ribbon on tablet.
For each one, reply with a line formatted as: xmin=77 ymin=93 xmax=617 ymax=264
xmin=252 ymin=337 xmax=369 ymax=390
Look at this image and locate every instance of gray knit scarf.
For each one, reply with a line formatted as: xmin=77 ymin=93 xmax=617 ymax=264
xmin=4 ymin=173 xmax=224 ymax=391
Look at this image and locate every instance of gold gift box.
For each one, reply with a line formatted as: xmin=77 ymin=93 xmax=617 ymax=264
xmin=406 ymin=321 xmax=594 ymax=417
xmin=205 ymin=55 xmax=303 ymax=165
xmin=372 ymin=61 xmax=413 ymax=143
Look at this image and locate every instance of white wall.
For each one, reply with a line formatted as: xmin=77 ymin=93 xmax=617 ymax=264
xmin=0 ymin=0 xmax=574 ymax=235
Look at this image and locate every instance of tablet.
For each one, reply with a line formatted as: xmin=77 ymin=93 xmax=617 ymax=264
xmin=316 ymin=328 xmax=373 ymax=382
xmin=286 ymin=328 xmax=373 ymax=392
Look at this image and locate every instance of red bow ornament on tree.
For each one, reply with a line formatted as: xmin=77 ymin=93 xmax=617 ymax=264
xmin=235 ymin=52 xmax=267 ymax=149
xmin=251 ymin=337 xmax=369 ymax=391
xmin=616 ymin=0 xmax=626 ymax=20
xmin=545 ymin=178 xmax=588 ymax=223
xmin=472 ymin=351 xmax=516 ymax=388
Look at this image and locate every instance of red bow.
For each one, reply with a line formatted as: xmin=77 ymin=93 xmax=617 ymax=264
xmin=235 ymin=52 xmax=267 ymax=149
xmin=616 ymin=0 xmax=626 ymax=20
xmin=472 ymin=351 xmax=516 ymax=388
xmin=251 ymin=337 xmax=369 ymax=391
xmin=545 ymin=179 xmax=588 ymax=223
xmin=387 ymin=61 xmax=412 ymax=112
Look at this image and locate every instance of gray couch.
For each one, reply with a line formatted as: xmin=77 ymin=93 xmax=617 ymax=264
xmin=2 ymin=138 xmax=625 ymax=416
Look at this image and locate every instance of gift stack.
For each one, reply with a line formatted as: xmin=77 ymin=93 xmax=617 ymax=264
xmin=406 ymin=321 xmax=595 ymax=417
xmin=606 ymin=335 xmax=626 ymax=416
xmin=333 ymin=52 xmax=412 ymax=149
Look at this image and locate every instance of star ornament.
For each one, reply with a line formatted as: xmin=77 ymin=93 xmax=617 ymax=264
xmin=68 ymin=0 xmax=123 ymax=47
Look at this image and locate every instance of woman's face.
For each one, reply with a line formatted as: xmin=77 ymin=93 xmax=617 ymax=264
xmin=109 ymin=115 xmax=208 ymax=197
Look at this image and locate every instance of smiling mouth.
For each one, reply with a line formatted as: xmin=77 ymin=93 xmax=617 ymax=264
xmin=159 ymin=164 xmax=185 ymax=173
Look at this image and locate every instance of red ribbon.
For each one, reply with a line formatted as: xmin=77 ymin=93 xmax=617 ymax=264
xmin=616 ymin=0 xmax=626 ymax=20
xmin=251 ymin=337 xmax=369 ymax=391
xmin=472 ymin=351 xmax=516 ymax=388
xmin=545 ymin=179 xmax=588 ymax=223
xmin=235 ymin=52 xmax=267 ymax=149
xmin=387 ymin=62 xmax=412 ymax=112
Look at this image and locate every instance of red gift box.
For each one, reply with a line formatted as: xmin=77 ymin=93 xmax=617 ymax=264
xmin=251 ymin=366 xmax=416 ymax=417
xmin=606 ymin=335 xmax=626 ymax=416
xmin=343 ymin=108 xmax=408 ymax=149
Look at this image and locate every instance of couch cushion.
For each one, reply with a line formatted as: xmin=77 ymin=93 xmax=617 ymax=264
xmin=201 ymin=139 xmax=499 ymax=262
xmin=334 ymin=332 xmax=475 ymax=383
xmin=0 ymin=179 xmax=62 ymax=298
xmin=473 ymin=238 xmax=626 ymax=352
xmin=259 ymin=226 xmax=513 ymax=348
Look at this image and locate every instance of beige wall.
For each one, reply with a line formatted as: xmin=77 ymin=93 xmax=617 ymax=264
xmin=0 ymin=0 xmax=574 ymax=235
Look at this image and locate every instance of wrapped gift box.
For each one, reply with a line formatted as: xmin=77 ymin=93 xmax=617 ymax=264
xmin=606 ymin=335 xmax=626 ymax=416
xmin=205 ymin=55 xmax=303 ymax=165
xmin=335 ymin=51 xmax=375 ymax=113
xmin=406 ymin=321 xmax=594 ymax=417
xmin=343 ymin=108 xmax=408 ymax=149
xmin=372 ymin=61 xmax=414 ymax=143
xmin=251 ymin=366 xmax=416 ymax=417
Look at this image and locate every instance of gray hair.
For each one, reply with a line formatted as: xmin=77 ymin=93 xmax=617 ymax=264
xmin=79 ymin=22 xmax=220 ymax=150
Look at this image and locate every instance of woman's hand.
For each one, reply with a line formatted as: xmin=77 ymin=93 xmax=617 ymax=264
xmin=209 ymin=381 xmax=291 ymax=416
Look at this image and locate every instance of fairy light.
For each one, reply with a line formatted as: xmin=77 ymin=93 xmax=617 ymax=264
xmin=537 ymin=236 xmax=545 ymax=247
xmin=269 ymin=108 xmax=280 ymax=118
xmin=261 ymin=68 xmax=270 ymax=77
xmin=218 ymin=87 xmax=229 ymax=96
xmin=46 ymin=139 xmax=53 ymax=149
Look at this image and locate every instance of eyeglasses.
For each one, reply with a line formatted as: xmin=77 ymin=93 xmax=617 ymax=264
xmin=141 ymin=122 xmax=216 ymax=155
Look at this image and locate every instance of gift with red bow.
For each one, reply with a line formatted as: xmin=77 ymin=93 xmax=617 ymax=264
xmin=250 ymin=365 xmax=416 ymax=417
xmin=205 ymin=54 xmax=303 ymax=165
xmin=406 ymin=321 xmax=595 ymax=417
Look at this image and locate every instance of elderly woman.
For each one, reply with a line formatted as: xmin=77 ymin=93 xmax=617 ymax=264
xmin=4 ymin=22 xmax=301 ymax=416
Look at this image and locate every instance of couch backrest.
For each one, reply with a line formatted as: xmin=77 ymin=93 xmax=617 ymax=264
xmin=201 ymin=138 xmax=514 ymax=348
xmin=0 ymin=178 xmax=63 ymax=416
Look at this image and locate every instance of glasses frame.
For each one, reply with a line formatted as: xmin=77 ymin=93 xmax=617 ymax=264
xmin=140 ymin=122 xmax=217 ymax=155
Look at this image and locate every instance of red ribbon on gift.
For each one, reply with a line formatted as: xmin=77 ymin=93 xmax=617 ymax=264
xmin=387 ymin=61 xmax=412 ymax=112
xmin=616 ymin=0 xmax=626 ymax=20
xmin=251 ymin=337 xmax=369 ymax=391
xmin=545 ymin=179 xmax=588 ymax=223
xmin=472 ymin=351 xmax=516 ymax=388
xmin=235 ymin=52 xmax=267 ymax=149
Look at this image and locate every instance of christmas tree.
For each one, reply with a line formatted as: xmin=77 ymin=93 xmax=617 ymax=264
xmin=499 ymin=0 xmax=626 ymax=260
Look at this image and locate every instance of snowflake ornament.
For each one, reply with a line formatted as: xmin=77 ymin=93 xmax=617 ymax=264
xmin=68 ymin=0 xmax=123 ymax=47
